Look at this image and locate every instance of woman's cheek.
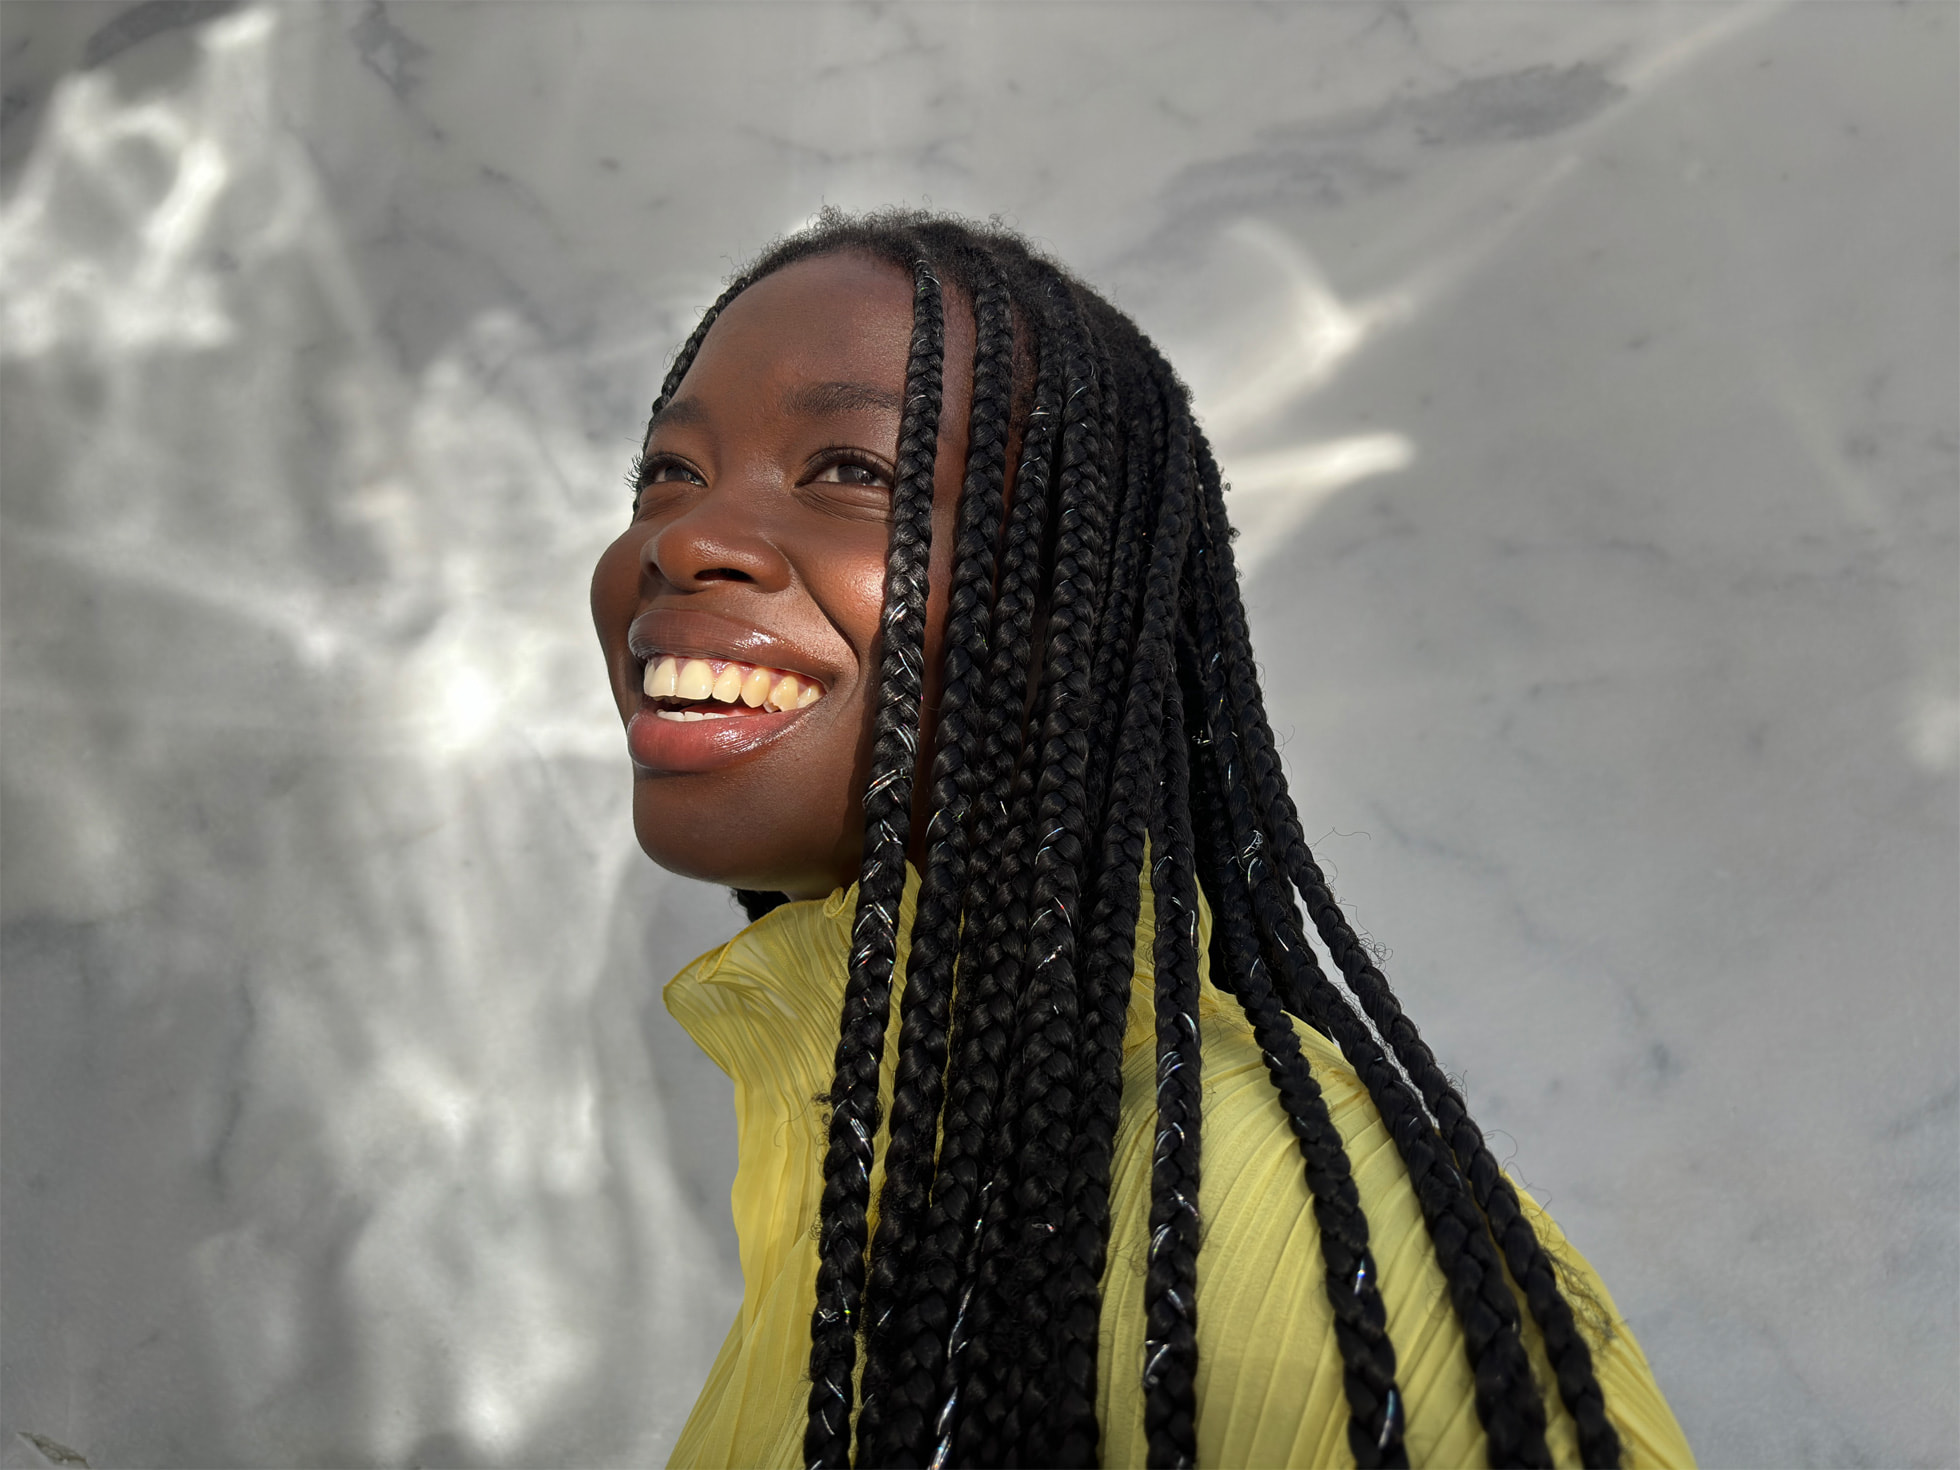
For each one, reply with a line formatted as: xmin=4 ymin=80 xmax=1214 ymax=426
xmin=590 ymin=531 xmax=643 ymax=713
xmin=800 ymin=530 xmax=899 ymax=704
xmin=840 ymin=543 xmax=894 ymax=630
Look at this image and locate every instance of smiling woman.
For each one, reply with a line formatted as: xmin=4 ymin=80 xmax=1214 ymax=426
xmin=588 ymin=211 xmax=1694 ymax=1470
xmin=592 ymin=251 xmax=975 ymax=900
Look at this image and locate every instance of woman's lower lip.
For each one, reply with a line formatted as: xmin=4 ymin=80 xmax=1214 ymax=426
xmin=626 ymin=702 xmax=808 ymax=772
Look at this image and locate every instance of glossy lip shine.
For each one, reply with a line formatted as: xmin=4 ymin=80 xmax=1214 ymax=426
xmin=625 ymin=698 xmax=811 ymax=773
xmin=622 ymin=608 xmax=834 ymax=775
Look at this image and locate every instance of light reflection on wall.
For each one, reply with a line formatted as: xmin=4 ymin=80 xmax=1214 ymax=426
xmin=2 ymin=2 xmax=1952 ymax=1467
xmin=1173 ymin=221 xmax=1417 ymax=568
xmin=3 ymin=10 xmax=734 ymax=1466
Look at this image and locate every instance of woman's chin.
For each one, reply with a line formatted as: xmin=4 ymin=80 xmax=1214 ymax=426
xmin=632 ymin=813 xmax=848 ymax=899
xmin=631 ymin=772 xmax=870 ymax=897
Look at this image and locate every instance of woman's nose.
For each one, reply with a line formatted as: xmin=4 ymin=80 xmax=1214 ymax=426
xmin=642 ymin=491 xmax=791 ymax=592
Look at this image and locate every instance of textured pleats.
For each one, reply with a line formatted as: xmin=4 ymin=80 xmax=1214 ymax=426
xmin=662 ymin=873 xmax=1694 ymax=1470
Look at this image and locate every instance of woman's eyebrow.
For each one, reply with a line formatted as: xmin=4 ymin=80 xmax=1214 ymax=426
xmin=782 ymin=380 xmax=903 ymax=418
xmin=646 ymin=382 xmax=900 ymax=440
xmin=647 ymin=396 xmax=708 ymax=433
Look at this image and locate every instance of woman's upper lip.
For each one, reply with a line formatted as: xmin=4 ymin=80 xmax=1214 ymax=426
xmin=626 ymin=606 xmax=832 ymax=682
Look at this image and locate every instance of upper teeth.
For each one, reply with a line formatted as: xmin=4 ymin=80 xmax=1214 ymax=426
xmin=642 ymin=655 xmax=823 ymax=712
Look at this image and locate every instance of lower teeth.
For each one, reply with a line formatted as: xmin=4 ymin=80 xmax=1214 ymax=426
xmin=655 ymin=709 xmax=735 ymax=722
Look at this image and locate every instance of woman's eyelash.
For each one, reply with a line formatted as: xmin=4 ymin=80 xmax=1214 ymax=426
xmin=627 ymin=452 xmax=706 ymax=501
xmin=624 ymin=447 xmax=889 ymax=509
xmin=808 ymin=448 xmax=892 ymax=486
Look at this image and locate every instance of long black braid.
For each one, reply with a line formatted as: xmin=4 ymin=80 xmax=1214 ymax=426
xmin=1141 ymin=671 xmax=1205 ymax=1470
xmin=955 ymin=268 xmax=1113 ymax=1468
xmin=1181 ymin=429 xmax=1619 ymax=1462
xmin=803 ymin=249 xmax=947 ymax=1468
xmin=855 ymin=253 xmax=1017 ymax=1458
xmin=639 ymin=208 xmax=1622 ymax=1468
xmin=1179 ymin=579 xmax=1408 ymax=1463
xmin=1047 ymin=371 xmax=1197 ymax=1465
xmin=874 ymin=325 xmax=1064 ymax=1470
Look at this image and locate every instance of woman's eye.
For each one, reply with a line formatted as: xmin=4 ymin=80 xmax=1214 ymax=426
xmin=810 ymin=458 xmax=889 ymax=489
xmin=643 ymin=458 xmax=705 ymax=486
xmin=626 ymin=454 xmax=707 ymax=519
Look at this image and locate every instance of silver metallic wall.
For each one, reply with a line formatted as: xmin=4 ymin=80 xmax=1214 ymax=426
xmin=2 ymin=4 xmax=1954 ymax=1466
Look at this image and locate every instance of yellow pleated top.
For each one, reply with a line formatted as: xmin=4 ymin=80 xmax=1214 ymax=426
xmin=663 ymin=868 xmax=1694 ymax=1468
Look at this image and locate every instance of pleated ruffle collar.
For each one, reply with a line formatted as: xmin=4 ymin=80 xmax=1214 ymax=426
xmin=663 ymin=861 xmax=1217 ymax=1105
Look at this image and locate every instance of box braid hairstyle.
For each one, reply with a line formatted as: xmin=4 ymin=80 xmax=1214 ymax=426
xmin=640 ymin=208 xmax=1621 ymax=1470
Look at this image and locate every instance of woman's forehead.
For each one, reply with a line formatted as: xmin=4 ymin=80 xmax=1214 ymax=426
xmin=666 ymin=249 xmax=976 ymax=433
xmin=688 ymin=252 xmax=919 ymax=389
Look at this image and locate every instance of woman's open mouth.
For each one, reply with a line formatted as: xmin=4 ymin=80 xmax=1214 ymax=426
xmin=625 ymin=652 xmax=828 ymax=772
xmin=641 ymin=655 xmax=825 ymax=719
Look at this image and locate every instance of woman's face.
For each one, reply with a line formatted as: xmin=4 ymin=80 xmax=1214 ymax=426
xmin=590 ymin=251 xmax=976 ymax=899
